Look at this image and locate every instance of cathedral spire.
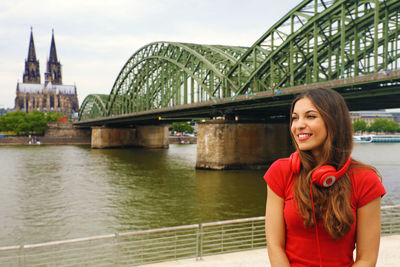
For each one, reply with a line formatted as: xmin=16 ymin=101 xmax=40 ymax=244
xmin=23 ymin=27 xmax=41 ymax=84
xmin=48 ymin=29 xmax=58 ymax=63
xmin=45 ymin=29 xmax=62 ymax=85
xmin=27 ymin=27 xmax=37 ymax=61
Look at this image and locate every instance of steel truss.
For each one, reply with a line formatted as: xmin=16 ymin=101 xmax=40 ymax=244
xmin=78 ymin=94 xmax=108 ymax=121
xmin=79 ymin=0 xmax=400 ymax=121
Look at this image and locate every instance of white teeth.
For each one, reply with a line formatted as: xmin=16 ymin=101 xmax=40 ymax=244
xmin=299 ymin=134 xmax=311 ymax=138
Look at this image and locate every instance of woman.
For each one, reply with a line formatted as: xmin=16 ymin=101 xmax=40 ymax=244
xmin=264 ymin=88 xmax=386 ymax=267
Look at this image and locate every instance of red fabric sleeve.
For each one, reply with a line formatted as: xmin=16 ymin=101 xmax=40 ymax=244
xmin=264 ymin=159 xmax=288 ymax=199
xmin=351 ymin=168 xmax=386 ymax=208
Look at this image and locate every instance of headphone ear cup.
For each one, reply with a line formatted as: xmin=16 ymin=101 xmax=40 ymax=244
xmin=312 ymin=157 xmax=352 ymax=187
xmin=312 ymin=165 xmax=336 ymax=186
xmin=289 ymin=151 xmax=301 ymax=174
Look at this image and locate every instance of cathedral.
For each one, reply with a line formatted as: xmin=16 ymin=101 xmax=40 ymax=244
xmin=14 ymin=29 xmax=79 ymax=118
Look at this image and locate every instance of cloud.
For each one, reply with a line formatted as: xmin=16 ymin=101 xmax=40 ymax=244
xmin=0 ymin=0 xmax=149 ymax=21
xmin=0 ymin=0 xmax=303 ymax=108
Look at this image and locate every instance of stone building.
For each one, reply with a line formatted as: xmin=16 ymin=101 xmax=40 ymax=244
xmin=350 ymin=110 xmax=400 ymax=126
xmin=14 ymin=29 xmax=79 ymax=118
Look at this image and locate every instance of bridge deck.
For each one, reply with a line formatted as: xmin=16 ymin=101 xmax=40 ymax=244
xmin=76 ymin=70 xmax=400 ymax=127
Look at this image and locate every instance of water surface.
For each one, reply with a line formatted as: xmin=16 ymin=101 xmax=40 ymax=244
xmin=0 ymin=143 xmax=398 ymax=246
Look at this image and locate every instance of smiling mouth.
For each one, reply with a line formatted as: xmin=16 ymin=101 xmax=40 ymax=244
xmin=298 ymin=133 xmax=312 ymax=141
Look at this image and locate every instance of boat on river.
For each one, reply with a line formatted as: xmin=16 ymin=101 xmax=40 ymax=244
xmin=353 ymin=135 xmax=400 ymax=143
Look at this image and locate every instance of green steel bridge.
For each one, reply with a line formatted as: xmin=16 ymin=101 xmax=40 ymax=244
xmin=77 ymin=0 xmax=400 ymax=126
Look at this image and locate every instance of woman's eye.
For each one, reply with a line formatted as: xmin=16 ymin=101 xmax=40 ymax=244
xmin=307 ymin=115 xmax=316 ymax=119
xmin=291 ymin=116 xmax=298 ymax=120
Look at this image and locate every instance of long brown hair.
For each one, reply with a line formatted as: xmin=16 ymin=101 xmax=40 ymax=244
xmin=290 ymin=88 xmax=354 ymax=240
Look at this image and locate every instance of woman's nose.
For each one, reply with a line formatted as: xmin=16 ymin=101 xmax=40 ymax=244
xmin=294 ymin=117 xmax=306 ymax=128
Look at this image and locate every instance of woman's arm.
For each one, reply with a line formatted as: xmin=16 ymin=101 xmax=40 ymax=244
xmin=265 ymin=185 xmax=290 ymax=267
xmin=352 ymin=196 xmax=382 ymax=267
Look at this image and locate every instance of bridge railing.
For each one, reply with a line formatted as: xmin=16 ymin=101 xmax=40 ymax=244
xmin=0 ymin=205 xmax=398 ymax=266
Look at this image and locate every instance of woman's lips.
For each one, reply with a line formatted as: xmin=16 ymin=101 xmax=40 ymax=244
xmin=298 ymin=133 xmax=312 ymax=141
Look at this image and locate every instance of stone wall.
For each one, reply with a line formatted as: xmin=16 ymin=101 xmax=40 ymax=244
xmin=0 ymin=135 xmax=90 ymax=145
xmin=45 ymin=122 xmax=91 ymax=137
xmin=0 ymin=122 xmax=91 ymax=145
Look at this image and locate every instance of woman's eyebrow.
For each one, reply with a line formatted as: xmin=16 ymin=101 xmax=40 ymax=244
xmin=292 ymin=110 xmax=318 ymax=114
xmin=305 ymin=110 xmax=318 ymax=114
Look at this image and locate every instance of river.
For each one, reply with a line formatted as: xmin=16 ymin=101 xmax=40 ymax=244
xmin=0 ymin=143 xmax=399 ymax=246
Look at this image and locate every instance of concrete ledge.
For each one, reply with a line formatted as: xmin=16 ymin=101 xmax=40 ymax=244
xmin=140 ymin=234 xmax=400 ymax=267
xmin=169 ymin=136 xmax=197 ymax=144
xmin=0 ymin=136 xmax=90 ymax=145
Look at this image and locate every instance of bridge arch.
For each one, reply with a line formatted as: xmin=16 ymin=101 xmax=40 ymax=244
xmin=105 ymin=42 xmax=247 ymax=116
xmin=227 ymin=0 xmax=400 ymax=93
xmin=78 ymin=0 xmax=400 ymax=121
xmin=78 ymin=94 xmax=109 ymax=121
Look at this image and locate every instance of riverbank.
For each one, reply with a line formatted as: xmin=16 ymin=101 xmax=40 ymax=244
xmin=0 ymin=136 xmax=196 ymax=146
xmin=0 ymin=122 xmax=197 ymax=146
xmin=0 ymin=135 xmax=91 ymax=146
xmin=168 ymin=135 xmax=197 ymax=144
xmin=0 ymin=122 xmax=91 ymax=146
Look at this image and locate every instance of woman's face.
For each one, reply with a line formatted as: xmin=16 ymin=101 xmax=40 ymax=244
xmin=291 ymin=97 xmax=328 ymax=158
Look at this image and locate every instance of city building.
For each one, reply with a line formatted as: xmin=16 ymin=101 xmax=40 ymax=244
xmin=14 ymin=29 xmax=79 ymax=118
xmin=350 ymin=110 xmax=400 ymax=126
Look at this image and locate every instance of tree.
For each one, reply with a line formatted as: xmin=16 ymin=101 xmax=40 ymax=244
xmin=27 ymin=111 xmax=48 ymax=134
xmin=171 ymin=122 xmax=194 ymax=133
xmin=46 ymin=112 xmax=63 ymax=123
xmin=2 ymin=111 xmax=27 ymax=133
xmin=0 ymin=116 xmax=4 ymax=131
xmin=353 ymin=120 xmax=367 ymax=132
xmin=385 ymin=120 xmax=400 ymax=133
xmin=368 ymin=118 xmax=400 ymax=133
xmin=0 ymin=111 xmax=62 ymax=135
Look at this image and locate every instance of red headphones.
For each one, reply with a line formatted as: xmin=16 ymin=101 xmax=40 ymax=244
xmin=289 ymin=151 xmax=352 ymax=187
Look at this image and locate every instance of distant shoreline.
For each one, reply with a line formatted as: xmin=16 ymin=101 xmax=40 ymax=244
xmin=0 ymin=136 xmax=91 ymax=146
xmin=0 ymin=135 xmax=197 ymax=146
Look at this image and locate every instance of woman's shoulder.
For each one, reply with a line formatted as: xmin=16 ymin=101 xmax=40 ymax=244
xmin=348 ymin=164 xmax=379 ymax=182
xmin=348 ymin=164 xmax=386 ymax=208
xmin=264 ymin=157 xmax=293 ymax=199
xmin=264 ymin=156 xmax=293 ymax=182
xmin=267 ymin=157 xmax=292 ymax=174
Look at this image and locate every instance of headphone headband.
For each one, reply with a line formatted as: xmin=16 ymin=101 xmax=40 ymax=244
xmin=289 ymin=151 xmax=351 ymax=187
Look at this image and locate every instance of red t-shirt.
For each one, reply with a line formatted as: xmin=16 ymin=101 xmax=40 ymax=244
xmin=264 ymin=158 xmax=386 ymax=267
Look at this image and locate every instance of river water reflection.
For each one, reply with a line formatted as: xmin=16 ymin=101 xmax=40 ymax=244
xmin=0 ymin=143 xmax=399 ymax=246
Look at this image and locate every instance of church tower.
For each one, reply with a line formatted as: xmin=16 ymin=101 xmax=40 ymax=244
xmin=45 ymin=29 xmax=62 ymax=85
xmin=23 ymin=28 xmax=41 ymax=84
xmin=16 ymin=29 xmax=78 ymax=118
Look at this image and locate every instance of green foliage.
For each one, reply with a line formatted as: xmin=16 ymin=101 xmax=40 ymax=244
xmin=46 ymin=112 xmax=63 ymax=123
xmin=171 ymin=122 xmax=194 ymax=133
xmin=27 ymin=111 xmax=48 ymax=134
xmin=385 ymin=120 xmax=400 ymax=133
xmin=353 ymin=120 xmax=367 ymax=132
xmin=0 ymin=111 xmax=62 ymax=135
xmin=368 ymin=118 xmax=400 ymax=133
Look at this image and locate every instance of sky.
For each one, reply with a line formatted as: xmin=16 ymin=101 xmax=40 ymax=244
xmin=0 ymin=0 xmax=305 ymax=109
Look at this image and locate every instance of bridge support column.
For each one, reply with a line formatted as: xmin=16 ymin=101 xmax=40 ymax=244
xmin=135 ymin=125 xmax=169 ymax=148
xmin=91 ymin=125 xmax=169 ymax=149
xmin=196 ymin=120 xmax=292 ymax=170
xmin=91 ymin=127 xmax=137 ymax=148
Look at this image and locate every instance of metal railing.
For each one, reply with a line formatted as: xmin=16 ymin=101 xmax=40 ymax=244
xmin=0 ymin=205 xmax=398 ymax=267
xmin=381 ymin=205 xmax=400 ymax=235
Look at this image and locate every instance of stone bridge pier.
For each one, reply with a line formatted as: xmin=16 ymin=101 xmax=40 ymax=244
xmin=91 ymin=125 xmax=169 ymax=149
xmin=196 ymin=120 xmax=292 ymax=170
